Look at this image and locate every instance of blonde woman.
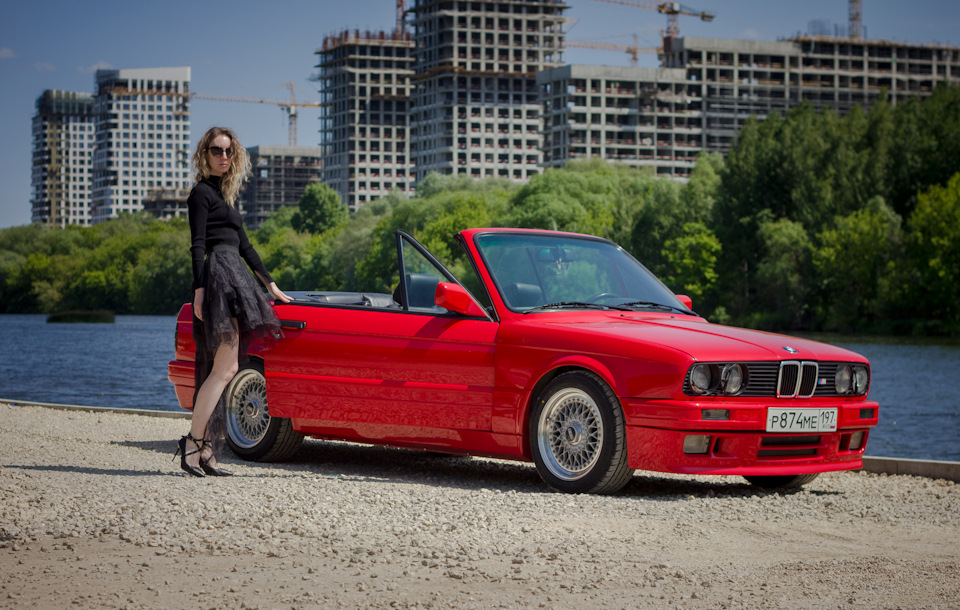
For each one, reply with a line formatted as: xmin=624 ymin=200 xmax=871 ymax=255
xmin=175 ymin=127 xmax=291 ymax=477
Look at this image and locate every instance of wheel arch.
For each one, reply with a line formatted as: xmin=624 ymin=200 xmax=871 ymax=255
xmin=519 ymin=358 xmax=623 ymax=461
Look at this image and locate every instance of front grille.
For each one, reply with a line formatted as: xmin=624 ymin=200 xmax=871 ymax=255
xmin=777 ymin=361 xmax=818 ymax=398
xmin=684 ymin=361 xmax=864 ymax=398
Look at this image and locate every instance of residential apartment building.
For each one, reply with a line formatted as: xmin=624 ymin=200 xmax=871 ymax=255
xmin=141 ymin=188 xmax=190 ymax=221
xmin=538 ymin=65 xmax=700 ymax=178
xmin=661 ymin=35 xmax=960 ymax=154
xmin=30 ymin=90 xmax=95 ymax=226
xmin=408 ymin=0 xmax=566 ymax=182
xmin=241 ymin=145 xmax=324 ymax=228
xmin=90 ymin=67 xmax=192 ymax=224
xmin=316 ymin=30 xmax=414 ymax=211
xmin=539 ymin=35 xmax=960 ymax=176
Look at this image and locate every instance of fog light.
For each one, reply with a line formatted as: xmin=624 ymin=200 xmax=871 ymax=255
xmin=859 ymin=408 xmax=875 ymax=420
xmin=849 ymin=431 xmax=865 ymax=451
xmin=683 ymin=435 xmax=712 ymax=455
xmin=702 ymin=409 xmax=730 ymax=421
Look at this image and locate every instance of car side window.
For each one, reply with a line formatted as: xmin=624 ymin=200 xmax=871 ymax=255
xmin=399 ymin=239 xmax=444 ymax=312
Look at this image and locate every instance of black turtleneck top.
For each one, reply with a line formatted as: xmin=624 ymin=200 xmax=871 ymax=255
xmin=187 ymin=175 xmax=273 ymax=291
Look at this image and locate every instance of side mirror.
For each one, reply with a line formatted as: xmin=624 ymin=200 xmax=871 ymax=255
xmin=435 ymin=282 xmax=487 ymax=318
xmin=675 ymin=294 xmax=694 ymax=310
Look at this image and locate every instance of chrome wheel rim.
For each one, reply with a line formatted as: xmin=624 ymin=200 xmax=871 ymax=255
xmin=537 ymin=387 xmax=603 ymax=481
xmin=226 ymin=370 xmax=270 ymax=449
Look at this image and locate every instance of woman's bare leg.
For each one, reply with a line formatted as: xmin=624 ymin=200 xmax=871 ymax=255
xmin=186 ymin=330 xmax=239 ymax=468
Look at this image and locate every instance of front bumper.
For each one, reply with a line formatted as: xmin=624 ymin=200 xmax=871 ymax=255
xmin=622 ymin=397 xmax=879 ymax=476
xmin=626 ymin=426 xmax=871 ymax=475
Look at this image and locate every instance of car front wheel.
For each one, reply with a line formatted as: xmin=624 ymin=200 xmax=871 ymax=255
xmin=224 ymin=362 xmax=303 ymax=462
xmin=529 ymin=370 xmax=634 ymax=494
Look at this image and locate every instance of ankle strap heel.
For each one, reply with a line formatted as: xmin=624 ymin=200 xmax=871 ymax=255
xmin=174 ymin=432 xmax=206 ymax=477
xmin=198 ymin=437 xmax=233 ymax=477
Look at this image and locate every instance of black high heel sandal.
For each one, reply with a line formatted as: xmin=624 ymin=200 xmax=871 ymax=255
xmin=174 ymin=432 xmax=205 ymax=477
xmin=198 ymin=438 xmax=233 ymax=477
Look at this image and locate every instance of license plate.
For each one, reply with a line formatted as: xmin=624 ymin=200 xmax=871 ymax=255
xmin=766 ymin=408 xmax=838 ymax=433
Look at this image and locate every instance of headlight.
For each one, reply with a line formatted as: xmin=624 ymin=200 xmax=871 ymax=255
xmin=720 ymin=364 xmax=743 ymax=395
xmin=689 ymin=363 xmax=713 ymax=395
xmin=853 ymin=365 xmax=869 ymax=395
xmin=835 ymin=364 xmax=852 ymax=394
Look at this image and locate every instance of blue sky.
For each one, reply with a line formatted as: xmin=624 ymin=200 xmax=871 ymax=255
xmin=2 ymin=0 xmax=959 ymax=228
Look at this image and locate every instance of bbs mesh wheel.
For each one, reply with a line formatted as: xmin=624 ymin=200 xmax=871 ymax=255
xmin=224 ymin=361 xmax=302 ymax=461
xmin=529 ymin=371 xmax=633 ymax=494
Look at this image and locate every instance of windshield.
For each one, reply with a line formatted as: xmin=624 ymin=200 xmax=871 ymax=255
xmin=474 ymin=232 xmax=690 ymax=314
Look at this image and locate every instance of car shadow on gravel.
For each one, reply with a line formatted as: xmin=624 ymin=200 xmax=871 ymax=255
xmin=118 ymin=438 xmax=841 ymax=499
xmin=2 ymin=464 xmax=169 ymax=477
xmin=619 ymin=473 xmax=841 ymax=499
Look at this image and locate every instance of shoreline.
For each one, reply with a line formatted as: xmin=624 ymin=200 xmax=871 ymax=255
xmin=2 ymin=396 xmax=958 ymax=483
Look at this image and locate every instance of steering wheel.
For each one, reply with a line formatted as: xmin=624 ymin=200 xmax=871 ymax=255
xmin=587 ymin=292 xmax=621 ymax=304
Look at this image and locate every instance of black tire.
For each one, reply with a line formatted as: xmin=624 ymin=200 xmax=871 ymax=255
xmin=224 ymin=361 xmax=303 ymax=462
xmin=529 ymin=370 xmax=634 ymax=494
xmin=743 ymin=473 xmax=820 ymax=489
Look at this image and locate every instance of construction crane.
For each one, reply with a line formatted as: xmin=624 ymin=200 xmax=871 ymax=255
xmin=190 ymin=83 xmax=322 ymax=147
xmin=589 ymin=0 xmax=715 ymax=40
xmin=849 ymin=0 xmax=863 ymax=39
xmin=565 ymin=35 xmax=660 ymax=65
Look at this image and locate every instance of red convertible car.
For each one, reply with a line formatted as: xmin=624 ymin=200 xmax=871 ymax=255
xmin=169 ymin=228 xmax=879 ymax=493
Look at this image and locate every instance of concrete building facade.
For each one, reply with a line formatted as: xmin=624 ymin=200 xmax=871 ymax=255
xmin=407 ymin=0 xmax=566 ymax=182
xmin=538 ymin=65 xmax=700 ymax=178
xmin=661 ymin=35 xmax=960 ymax=154
xmin=241 ymin=145 xmax=324 ymax=228
xmin=316 ymin=30 xmax=414 ymax=211
xmin=30 ymin=90 xmax=96 ymax=226
xmin=539 ymin=35 xmax=960 ymax=176
xmin=90 ymin=67 xmax=192 ymax=224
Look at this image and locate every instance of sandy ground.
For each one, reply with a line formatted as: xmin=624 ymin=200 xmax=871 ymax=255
xmin=0 ymin=404 xmax=957 ymax=609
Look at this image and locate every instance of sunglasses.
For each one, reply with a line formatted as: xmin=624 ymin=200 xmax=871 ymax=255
xmin=207 ymin=146 xmax=234 ymax=159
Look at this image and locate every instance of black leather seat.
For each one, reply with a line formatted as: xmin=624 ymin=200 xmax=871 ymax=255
xmin=505 ymin=282 xmax=544 ymax=308
xmin=403 ymin=273 xmax=440 ymax=309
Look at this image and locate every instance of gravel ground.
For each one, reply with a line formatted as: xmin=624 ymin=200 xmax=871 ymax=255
xmin=0 ymin=404 xmax=957 ymax=609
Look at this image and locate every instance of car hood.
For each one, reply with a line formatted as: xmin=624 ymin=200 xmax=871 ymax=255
xmin=528 ymin=312 xmax=867 ymax=363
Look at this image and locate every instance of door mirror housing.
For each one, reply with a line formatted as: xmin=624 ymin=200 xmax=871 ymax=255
xmin=435 ymin=282 xmax=487 ymax=318
xmin=676 ymin=294 xmax=694 ymax=310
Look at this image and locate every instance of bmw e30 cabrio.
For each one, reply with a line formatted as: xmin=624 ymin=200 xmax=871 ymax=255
xmin=169 ymin=228 xmax=879 ymax=494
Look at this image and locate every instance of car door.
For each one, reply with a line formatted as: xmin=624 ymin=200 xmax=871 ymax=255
xmin=265 ymin=232 xmax=498 ymax=439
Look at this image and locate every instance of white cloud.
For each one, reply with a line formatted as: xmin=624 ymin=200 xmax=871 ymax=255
xmin=34 ymin=62 xmax=57 ymax=72
xmin=0 ymin=48 xmax=17 ymax=59
xmin=77 ymin=61 xmax=115 ymax=73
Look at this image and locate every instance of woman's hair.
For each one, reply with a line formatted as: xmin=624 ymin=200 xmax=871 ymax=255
xmin=192 ymin=126 xmax=251 ymax=207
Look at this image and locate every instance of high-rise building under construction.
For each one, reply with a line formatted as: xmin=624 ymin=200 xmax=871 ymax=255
xmin=407 ymin=0 xmax=566 ymax=182
xmin=316 ymin=30 xmax=414 ymax=211
xmin=31 ymin=90 xmax=96 ymax=226
xmin=317 ymin=3 xmax=959 ymax=206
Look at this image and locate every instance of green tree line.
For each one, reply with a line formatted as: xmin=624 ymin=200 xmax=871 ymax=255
xmin=2 ymin=83 xmax=959 ymax=334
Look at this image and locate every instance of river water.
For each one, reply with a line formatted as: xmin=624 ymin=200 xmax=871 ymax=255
xmin=0 ymin=315 xmax=957 ymax=461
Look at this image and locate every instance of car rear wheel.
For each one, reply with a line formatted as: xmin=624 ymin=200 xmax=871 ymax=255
xmin=224 ymin=362 xmax=303 ymax=462
xmin=530 ymin=371 xmax=634 ymax=494
xmin=743 ymin=473 xmax=820 ymax=489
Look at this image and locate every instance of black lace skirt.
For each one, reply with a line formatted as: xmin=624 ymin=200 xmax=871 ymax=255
xmin=192 ymin=245 xmax=281 ymax=456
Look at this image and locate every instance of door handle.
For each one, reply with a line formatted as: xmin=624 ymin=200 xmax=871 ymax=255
xmin=280 ymin=320 xmax=306 ymax=330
